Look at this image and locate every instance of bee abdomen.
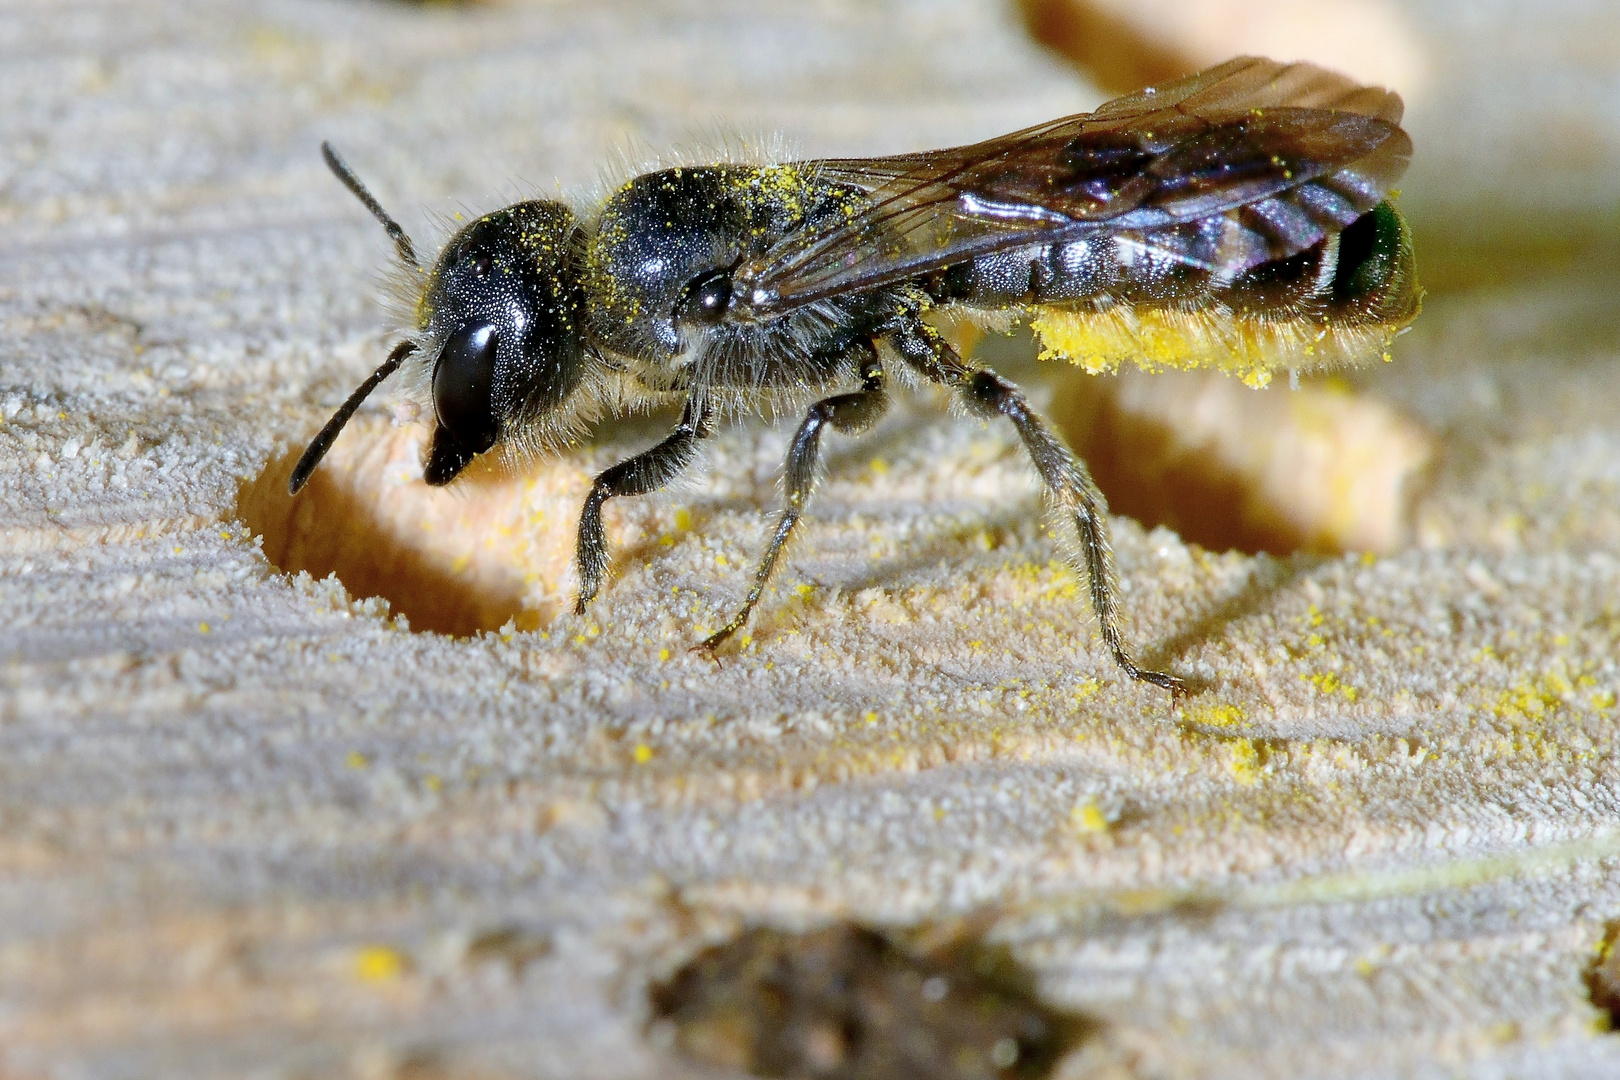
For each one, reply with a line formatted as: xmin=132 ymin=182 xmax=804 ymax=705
xmin=1321 ymin=200 xmax=1419 ymax=325
xmin=935 ymin=235 xmax=1120 ymax=306
xmin=935 ymin=180 xmax=1384 ymax=314
xmin=1220 ymin=199 xmax=1417 ymax=323
xmin=1024 ymin=201 xmax=1419 ymax=387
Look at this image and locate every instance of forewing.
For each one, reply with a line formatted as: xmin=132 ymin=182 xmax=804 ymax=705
xmin=1086 ymin=54 xmax=1403 ymax=124
xmin=738 ymin=57 xmax=1409 ymax=312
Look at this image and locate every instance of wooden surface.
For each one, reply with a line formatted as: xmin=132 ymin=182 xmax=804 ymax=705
xmin=5 ymin=1 xmax=1620 ymax=1077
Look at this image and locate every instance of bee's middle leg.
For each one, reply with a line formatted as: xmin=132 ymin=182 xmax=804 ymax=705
xmin=695 ymin=343 xmax=886 ymax=655
xmin=574 ymin=397 xmax=711 ymax=614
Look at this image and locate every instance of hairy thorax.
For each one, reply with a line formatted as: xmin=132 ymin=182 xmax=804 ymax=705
xmin=583 ymin=165 xmax=892 ymax=398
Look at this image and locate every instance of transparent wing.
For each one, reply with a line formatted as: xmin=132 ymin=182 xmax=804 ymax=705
xmin=737 ymin=57 xmax=1410 ymax=312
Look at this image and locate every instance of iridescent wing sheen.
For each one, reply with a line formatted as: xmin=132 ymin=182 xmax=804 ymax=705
xmin=736 ymin=57 xmax=1410 ymax=313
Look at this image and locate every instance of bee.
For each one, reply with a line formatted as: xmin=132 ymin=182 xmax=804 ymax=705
xmin=289 ymin=57 xmax=1418 ymax=696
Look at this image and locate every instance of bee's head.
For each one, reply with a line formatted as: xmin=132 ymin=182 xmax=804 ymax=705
xmin=289 ymin=146 xmax=593 ymax=497
xmin=416 ymin=201 xmax=587 ymax=485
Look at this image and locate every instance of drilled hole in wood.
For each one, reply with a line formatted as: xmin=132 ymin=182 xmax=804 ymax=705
xmin=237 ymin=418 xmax=588 ymax=636
xmin=1016 ymin=0 xmax=1426 ymax=99
xmin=651 ymin=922 xmax=1092 ymax=1080
xmin=1586 ymin=923 xmax=1620 ymax=1029
xmin=1046 ymin=365 xmax=1433 ymax=557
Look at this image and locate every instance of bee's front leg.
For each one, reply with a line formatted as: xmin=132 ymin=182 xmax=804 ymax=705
xmin=695 ymin=342 xmax=886 ymax=657
xmin=573 ymin=397 xmax=711 ymax=614
xmin=889 ymin=318 xmax=1186 ymax=698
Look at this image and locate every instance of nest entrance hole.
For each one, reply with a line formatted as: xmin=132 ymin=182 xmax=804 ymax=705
xmin=1045 ymin=364 xmax=1432 ymax=558
xmin=236 ymin=418 xmax=585 ymax=636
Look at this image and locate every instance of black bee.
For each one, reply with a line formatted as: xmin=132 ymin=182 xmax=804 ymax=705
xmin=290 ymin=57 xmax=1419 ymax=696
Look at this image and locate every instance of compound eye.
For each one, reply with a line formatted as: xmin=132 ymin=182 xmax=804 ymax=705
xmin=433 ymin=320 xmax=500 ymax=455
xmin=680 ymin=268 xmax=732 ymax=324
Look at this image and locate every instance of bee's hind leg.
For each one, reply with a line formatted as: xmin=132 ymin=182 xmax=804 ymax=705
xmin=890 ymin=319 xmax=1185 ymax=698
xmin=574 ymin=396 xmax=712 ymax=614
xmin=695 ymin=342 xmax=886 ymax=656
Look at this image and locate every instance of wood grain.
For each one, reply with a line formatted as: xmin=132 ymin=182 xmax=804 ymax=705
xmin=4 ymin=2 xmax=1620 ymax=1077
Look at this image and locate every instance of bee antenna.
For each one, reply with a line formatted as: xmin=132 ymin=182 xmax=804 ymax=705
xmin=321 ymin=141 xmax=420 ymax=270
xmin=288 ymin=340 xmax=417 ymax=496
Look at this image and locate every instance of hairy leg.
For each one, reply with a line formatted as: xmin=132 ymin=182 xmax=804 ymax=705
xmin=696 ymin=344 xmax=887 ymax=655
xmin=574 ymin=397 xmax=712 ymax=614
xmin=890 ymin=319 xmax=1184 ymax=695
